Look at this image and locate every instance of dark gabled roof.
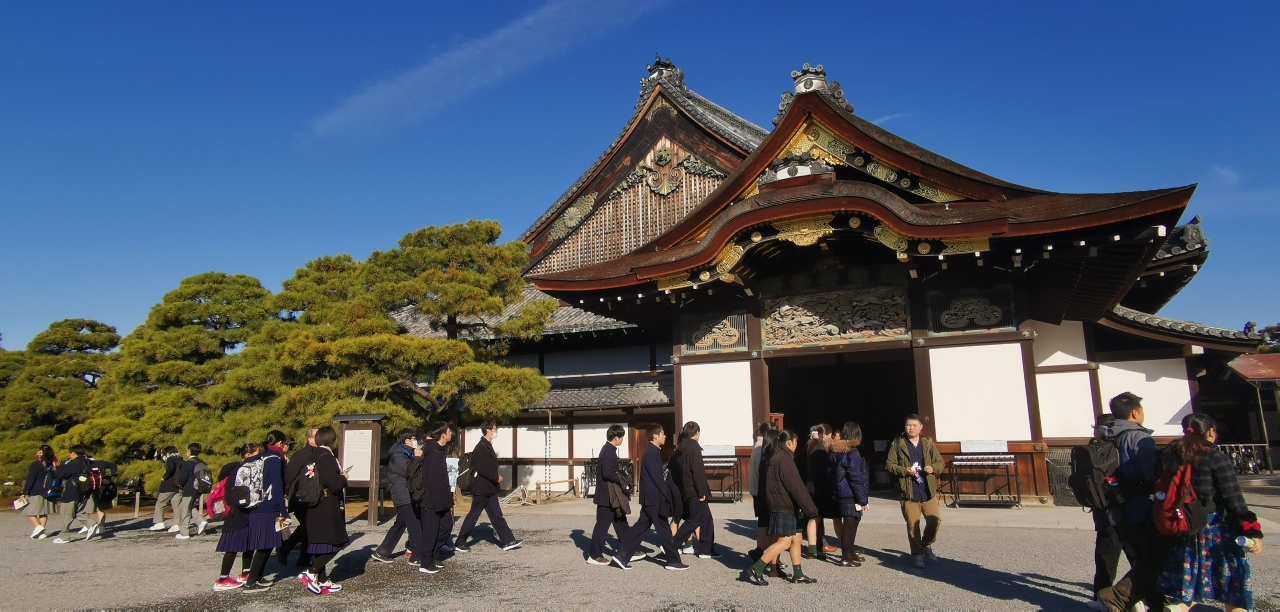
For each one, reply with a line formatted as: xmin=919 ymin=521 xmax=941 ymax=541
xmin=527 ymin=378 xmax=673 ymax=410
xmin=394 ymin=285 xmax=632 ymax=340
xmin=1121 ymin=218 xmax=1210 ymax=313
xmin=518 ymin=58 xmax=768 ymax=244
xmin=1107 ymin=305 xmax=1260 ymax=347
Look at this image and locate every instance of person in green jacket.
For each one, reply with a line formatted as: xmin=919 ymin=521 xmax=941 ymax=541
xmin=884 ymin=414 xmax=945 ymax=569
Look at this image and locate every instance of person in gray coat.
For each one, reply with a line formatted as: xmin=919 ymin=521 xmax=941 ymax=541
xmin=373 ymin=429 xmax=425 ymax=565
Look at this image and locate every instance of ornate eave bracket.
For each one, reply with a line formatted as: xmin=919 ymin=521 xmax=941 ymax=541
xmin=772 ymin=214 xmax=836 ymax=246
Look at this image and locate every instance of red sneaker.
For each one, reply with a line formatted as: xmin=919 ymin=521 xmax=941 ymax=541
xmin=236 ymin=571 xmax=250 ymax=585
xmin=213 ymin=577 xmax=243 ymax=592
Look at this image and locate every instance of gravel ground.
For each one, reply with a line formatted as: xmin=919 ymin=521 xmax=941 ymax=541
xmin=2 ymin=490 xmax=1277 ymax=610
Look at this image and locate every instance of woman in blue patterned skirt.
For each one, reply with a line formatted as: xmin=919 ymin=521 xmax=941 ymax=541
xmin=1158 ymin=414 xmax=1264 ymax=611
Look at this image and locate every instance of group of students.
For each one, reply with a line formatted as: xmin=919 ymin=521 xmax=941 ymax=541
xmin=149 ymin=444 xmax=215 ymax=539
xmin=18 ymin=444 xmax=118 ymax=544
xmin=1089 ymin=392 xmax=1264 ymax=612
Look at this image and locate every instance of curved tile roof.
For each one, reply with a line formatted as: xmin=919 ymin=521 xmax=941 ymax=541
xmin=1110 ymin=305 xmax=1260 ymax=343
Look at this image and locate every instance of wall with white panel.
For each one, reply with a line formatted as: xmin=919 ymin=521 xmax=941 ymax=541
xmin=679 ymin=361 xmax=755 ymax=447
xmin=573 ymin=423 xmax=628 ymax=460
xmin=462 ymin=426 xmax=512 ymax=457
xmin=515 ymin=464 xmax=571 ymax=491
xmin=930 ymin=343 xmax=1033 ymax=442
xmin=1097 ymin=359 xmax=1192 ymax=436
xmin=515 ymin=424 xmax=570 ymax=459
xmin=1036 ymin=370 xmax=1098 ymax=438
xmin=1028 ymin=320 xmax=1088 ymax=367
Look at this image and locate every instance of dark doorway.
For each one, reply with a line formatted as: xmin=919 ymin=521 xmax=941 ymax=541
xmin=767 ymin=348 xmax=917 ymax=487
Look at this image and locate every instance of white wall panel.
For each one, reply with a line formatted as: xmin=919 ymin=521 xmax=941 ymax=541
xmin=680 ymin=361 xmax=754 ymax=447
xmin=516 ymin=424 xmax=570 ymax=459
xmin=573 ymin=423 xmax=628 ymax=460
xmin=1098 ymin=359 xmax=1192 ymax=436
xmin=543 ymin=345 xmax=650 ymax=377
xmin=1037 ymin=371 xmax=1097 ymax=438
xmin=463 ymin=426 xmax=512 ymax=458
xmin=1028 ymin=320 xmax=1088 ymax=367
xmin=515 ymin=464 xmax=571 ymax=491
xmin=930 ymin=343 xmax=1033 ymax=441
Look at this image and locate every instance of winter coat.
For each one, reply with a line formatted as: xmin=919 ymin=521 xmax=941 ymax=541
xmin=217 ymin=460 xmax=249 ymax=532
xmin=1099 ymin=419 xmax=1158 ymax=524
xmin=23 ymin=461 xmax=49 ymax=497
xmin=594 ymin=442 xmax=623 ymax=507
xmin=827 ymin=440 xmax=870 ymax=505
xmin=306 ymin=446 xmax=350 ymax=547
xmin=671 ymin=437 xmax=710 ymax=500
xmin=248 ymin=446 xmax=288 ymax=516
xmin=420 ymin=440 xmax=453 ymax=511
xmin=55 ymin=457 xmax=89 ymax=503
xmin=885 ymin=434 xmax=944 ymax=502
xmin=158 ymin=455 xmax=181 ymax=494
xmin=384 ymin=443 xmax=416 ymax=507
xmin=177 ymin=456 xmax=206 ymax=497
xmin=285 ymin=445 xmax=318 ymax=510
xmin=469 ymin=437 xmax=501 ymax=497
xmin=766 ymin=447 xmax=818 ymax=516
xmin=637 ymin=443 xmax=671 ymax=510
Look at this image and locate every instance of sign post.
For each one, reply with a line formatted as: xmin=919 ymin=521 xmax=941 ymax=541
xmin=333 ymin=414 xmax=387 ymax=528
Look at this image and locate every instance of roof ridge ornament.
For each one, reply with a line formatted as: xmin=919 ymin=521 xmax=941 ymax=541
xmin=638 ymin=55 xmax=685 ymax=109
xmin=775 ymin=62 xmax=853 ymax=125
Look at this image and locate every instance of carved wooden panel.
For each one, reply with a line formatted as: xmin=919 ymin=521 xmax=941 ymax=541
xmin=926 ymin=288 xmax=1015 ymax=333
xmin=682 ymin=313 xmax=749 ymax=354
xmin=763 ymin=286 xmax=909 ymax=348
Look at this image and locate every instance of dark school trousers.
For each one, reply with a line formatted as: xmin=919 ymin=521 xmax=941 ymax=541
xmin=1099 ymin=521 xmax=1171 ymax=611
xmin=377 ymin=504 xmax=423 ymax=557
xmin=673 ymin=497 xmax=715 ymax=554
xmin=1092 ymin=513 xmax=1122 ymax=596
xmin=420 ymin=508 xmax=453 ymax=563
xmin=457 ymin=495 xmax=514 ymax=546
xmin=280 ymin=506 xmax=310 ymax=559
xmin=589 ymin=504 xmax=630 ymax=559
xmin=618 ymin=505 xmax=680 ymax=563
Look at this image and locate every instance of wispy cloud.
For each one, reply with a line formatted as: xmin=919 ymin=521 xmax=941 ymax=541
xmin=1186 ymin=164 xmax=1280 ymax=218
xmin=871 ymin=113 xmax=911 ymax=126
xmin=307 ymin=0 xmax=662 ymax=140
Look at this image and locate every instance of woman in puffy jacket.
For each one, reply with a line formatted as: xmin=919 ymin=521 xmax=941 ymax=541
xmin=827 ymin=422 xmax=870 ymax=567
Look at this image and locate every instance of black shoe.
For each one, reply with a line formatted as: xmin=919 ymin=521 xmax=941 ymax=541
xmin=747 ymin=565 xmax=769 ymax=586
xmin=242 ymin=581 xmax=272 ymax=593
xmin=454 ymin=543 xmax=471 ymax=553
xmin=407 ymin=558 xmax=421 ymax=568
xmin=695 ymin=548 xmax=721 ymax=559
xmin=502 ymin=539 xmax=523 ymax=551
xmin=371 ymin=551 xmax=394 ymax=564
xmin=793 ymin=575 xmax=818 ymax=584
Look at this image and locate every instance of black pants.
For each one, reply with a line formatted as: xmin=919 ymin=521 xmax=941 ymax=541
xmin=377 ymin=504 xmax=422 ymax=557
xmin=673 ymin=497 xmax=714 ymax=554
xmin=280 ymin=506 xmax=310 ymax=561
xmin=618 ymin=505 xmax=679 ymax=564
xmin=457 ymin=495 xmax=514 ymax=546
xmin=1099 ymin=521 xmax=1170 ymax=610
xmin=589 ymin=504 xmax=630 ymax=559
xmin=1093 ymin=524 xmax=1122 ymax=596
xmin=420 ymin=508 xmax=453 ymax=563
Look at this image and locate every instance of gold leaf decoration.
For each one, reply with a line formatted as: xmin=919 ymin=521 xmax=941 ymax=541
xmin=714 ymin=244 xmax=745 ymax=274
xmin=549 ymin=192 xmax=597 ymax=240
xmin=873 ymin=224 xmax=909 ymax=252
xmin=940 ymin=237 xmax=991 ymax=254
xmin=773 ymin=214 xmax=835 ymax=247
xmin=655 ymin=272 xmax=693 ymax=291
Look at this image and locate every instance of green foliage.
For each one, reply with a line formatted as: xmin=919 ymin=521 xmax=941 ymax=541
xmin=3 ymin=221 xmax=553 ymax=492
xmin=1259 ymin=324 xmax=1280 ymax=353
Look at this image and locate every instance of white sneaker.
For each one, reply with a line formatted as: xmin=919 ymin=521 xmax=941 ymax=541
xmin=30 ymin=526 xmax=44 ymax=539
xmin=167 ymin=525 xmax=180 ymax=533
xmin=37 ymin=533 xmax=47 ymax=540
xmin=175 ymin=534 xmax=190 ymax=540
xmin=53 ymin=537 xmax=72 ymax=544
xmin=77 ymin=526 xmax=89 ymax=534
xmin=679 ymin=546 xmax=695 ymax=555
xmin=1129 ymin=602 xmax=1148 ymax=612
xmin=197 ymin=521 xmax=208 ymax=535
xmin=85 ymin=524 xmax=99 ymax=540
xmin=149 ymin=523 xmax=168 ymax=532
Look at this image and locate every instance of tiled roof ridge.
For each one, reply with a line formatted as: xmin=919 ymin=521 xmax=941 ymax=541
xmin=518 ymin=59 xmax=767 ymax=243
xmin=1110 ymin=305 xmax=1260 ymax=342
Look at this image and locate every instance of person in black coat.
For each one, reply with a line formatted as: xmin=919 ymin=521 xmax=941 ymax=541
xmin=672 ymin=422 xmax=717 ymax=558
xmin=456 ymin=419 xmax=521 ymax=552
xmin=300 ymin=427 xmax=350 ymax=596
xmin=174 ymin=443 xmax=207 ymax=539
xmin=373 ymin=429 xmax=425 ymax=564
xmin=587 ymin=424 xmax=630 ymax=564
xmin=152 ymin=446 xmax=182 ymax=531
xmin=51 ymin=445 xmax=92 ymax=544
xmin=613 ymin=424 xmax=686 ymax=571
xmin=827 ymin=422 xmax=870 ymax=568
xmin=21 ymin=445 xmax=56 ymax=539
xmin=418 ymin=421 xmax=455 ymax=575
xmin=278 ymin=427 xmax=318 ymax=567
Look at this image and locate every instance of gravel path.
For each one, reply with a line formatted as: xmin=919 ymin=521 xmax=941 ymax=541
xmin=2 ymin=491 xmax=1276 ymax=610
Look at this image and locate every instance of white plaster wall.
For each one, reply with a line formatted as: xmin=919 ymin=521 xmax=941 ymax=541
xmin=1098 ymin=359 xmax=1193 ymax=436
xmin=463 ymin=426 xmax=512 ymax=458
xmin=573 ymin=423 xmax=629 ymax=460
xmin=543 ymin=345 xmax=650 ymax=376
xmin=1028 ymin=320 xmax=1088 ymax=367
xmin=515 ymin=464 xmax=571 ymax=491
xmin=930 ymin=343 xmax=1033 ymax=441
xmin=516 ymin=424 xmax=570 ymax=459
xmin=680 ymin=361 xmax=755 ymax=447
xmin=1037 ymin=371 xmax=1097 ymax=438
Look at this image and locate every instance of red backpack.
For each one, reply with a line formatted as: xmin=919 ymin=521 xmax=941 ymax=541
xmin=206 ymin=477 xmax=230 ymax=521
xmin=1152 ymin=461 xmax=1213 ymax=537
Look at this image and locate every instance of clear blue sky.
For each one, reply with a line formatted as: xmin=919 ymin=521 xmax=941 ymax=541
xmin=2 ymin=1 xmax=1277 ymax=348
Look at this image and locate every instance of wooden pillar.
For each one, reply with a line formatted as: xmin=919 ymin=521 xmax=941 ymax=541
xmin=1020 ymin=338 xmax=1051 ymax=501
xmin=912 ymin=346 xmax=937 ymax=440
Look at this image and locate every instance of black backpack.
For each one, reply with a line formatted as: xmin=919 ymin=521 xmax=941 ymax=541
xmin=95 ymin=463 xmax=118 ymax=502
xmin=291 ymin=462 xmax=324 ymax=508
xmin=406 ymin=456 xmax=427 ymax=505
xmin=1067 ymin=437 xmax=1122 ymax=509
xmin=192 ymin=461 xmax=214 ymax=494
xmin=74 ymin=460 xmax=98 ymax=496
xmin=455 ymin=452 xmax=473 ymax=494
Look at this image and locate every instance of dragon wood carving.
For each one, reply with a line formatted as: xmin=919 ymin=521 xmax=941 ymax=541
xmin=764 ymin=286 xmax=908 ymax=346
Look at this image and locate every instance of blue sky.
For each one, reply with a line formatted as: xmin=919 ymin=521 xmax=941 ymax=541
xmin=2 ymin=1 xmax=1277 ymax=348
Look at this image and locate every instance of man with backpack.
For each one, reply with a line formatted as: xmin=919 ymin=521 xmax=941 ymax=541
xmin=373 ymin=429 xmax=426 ymax=566
xmin=81 ymin=454 xmax=118 ymax=539
xmin=417 ymin=422 xmax=456 ymax=575
xmin=279 ymin=428 xmax=319 ymax=567
xmin=51 ymin=445 xmax=95 ymax=544
xmin=1094 ymin=392 xmax=1168 ymax=612
xmin=455 ymin=419 xmax=521 ymax=552
xmin=175 ymin=443 xmax=211 ymax=540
